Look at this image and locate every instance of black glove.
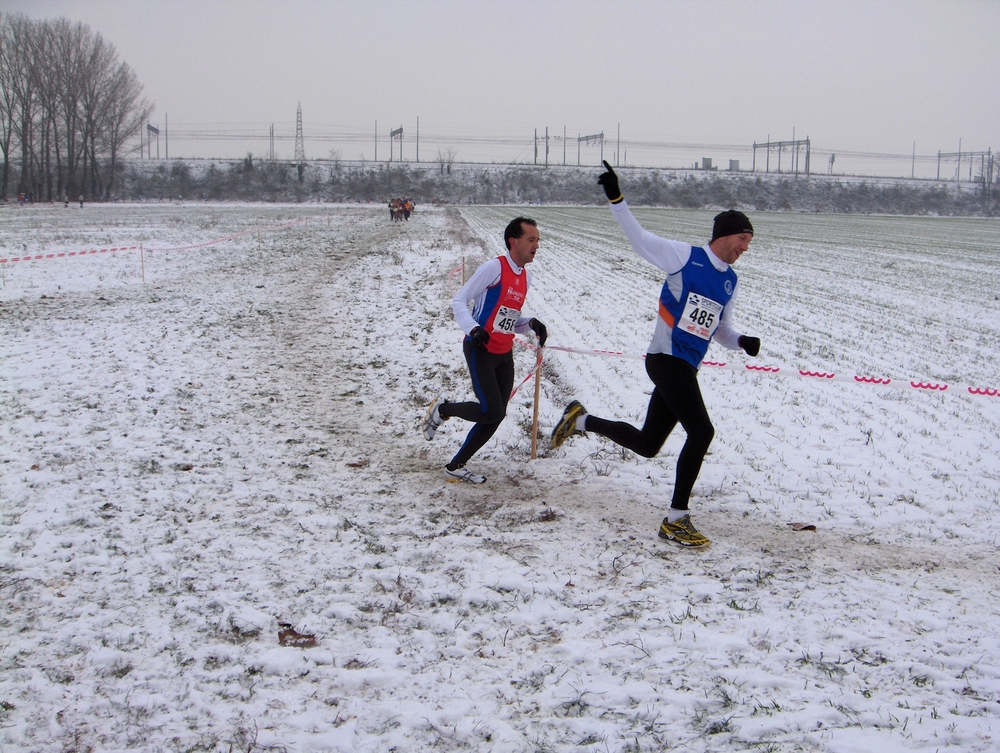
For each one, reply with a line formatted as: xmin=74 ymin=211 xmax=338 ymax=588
xmin=529 ymin=318 xmax=547 ymax=347
xmin=597 ymin=160 xmax=623 ymax=203
xmin=469 ymin=327 xmax=490 ymax=350
xmin=738 ymin=335 xmax=761 ymax=357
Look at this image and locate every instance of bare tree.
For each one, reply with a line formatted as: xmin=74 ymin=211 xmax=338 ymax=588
xmin=32 ymin=18 xmax=59 ymax=200
xmin=98 ymin=61 xmax=151 ymax=196
xmin=0 ymin=15 xmax=18 ymax=198
xmin=51 ymin=18 xmax=91 ymax=200
xmin=436 ymin=147 xmax=457 ymax=175
xmin=79 ymin=30 xmax=120 ymax=198
xmin=0 ymin=12 xmax=152 ymax=201
xmin=0 ymin=14 xmax=43 ymax=200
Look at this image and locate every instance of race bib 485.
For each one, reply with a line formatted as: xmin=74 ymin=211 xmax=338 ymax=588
xmin=678 ymin=293 xmax=722 ymax=340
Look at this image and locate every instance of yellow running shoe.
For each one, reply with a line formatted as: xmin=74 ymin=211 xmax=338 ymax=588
xmin=551 ymin=401 xmax=586 ymax=448
xmin=658 ymin=515 xmax=710 ymax=547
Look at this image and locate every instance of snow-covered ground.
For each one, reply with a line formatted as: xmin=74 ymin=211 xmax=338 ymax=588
xmin=2 ymin=202 xmax=999 ymax=752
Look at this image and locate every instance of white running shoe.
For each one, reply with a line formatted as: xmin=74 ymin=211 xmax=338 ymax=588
xmin=422 ymin=397 xmax=447 ymax=441
xmin=445 ymin=466 xmax=486 ymax=484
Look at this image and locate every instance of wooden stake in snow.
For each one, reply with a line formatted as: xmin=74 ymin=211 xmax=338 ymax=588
xmin=531 ymin=348 xmax=543 ymax=459
xmin=140 ymin=243 xmax=145 ymax=282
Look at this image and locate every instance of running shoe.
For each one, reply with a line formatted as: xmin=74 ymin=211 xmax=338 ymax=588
xmin=422 ymin=397 xmax=447 ymax=441
xmin=551 ymin=400 xmax=586 ymax=448
xmin=658 ymin=515 xmax=710 ymax=547
xmin=445 ymin=466 xmax=486 ymax=484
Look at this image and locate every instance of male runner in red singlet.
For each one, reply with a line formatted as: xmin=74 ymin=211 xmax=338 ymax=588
xmin=422 ymin=218 xmax=548 ymax=484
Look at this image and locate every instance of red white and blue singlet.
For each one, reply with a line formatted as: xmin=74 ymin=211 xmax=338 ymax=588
xmin=471 ymin=255 xmax=527 ymax=354
xmin=657 ymin=246 xmax=737 ymax=369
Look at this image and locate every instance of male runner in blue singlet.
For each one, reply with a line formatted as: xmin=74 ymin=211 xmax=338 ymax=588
xmin=422 ymin=218 xmax=548 ymax=484
xmin=552 ymin=162 xmax=761 ymax=546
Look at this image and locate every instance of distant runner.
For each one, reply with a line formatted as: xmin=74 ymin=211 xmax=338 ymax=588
xmin=422 ymin=217 xmax=548 ymax=484
xmin=552 ymin=162 xmax=761 ymax=547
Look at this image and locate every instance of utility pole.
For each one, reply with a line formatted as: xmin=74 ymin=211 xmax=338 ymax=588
xmin=937 ymin=145 xmax=990 ymax=184
xmin=147 ymin=123 xmax=159 ymax=159
xmin=752 ymin=134 xmax=810 ymax=176
xmin=389 ymin=127 xmax=401 ymax=161
xmin=985 ymin=149 xmax=993 ymax=198
xmin=792 ymin=127 xmax=796 ymax=175
xmin=577 ymin=132 xmax=604 ymax=166
xmin=416 ymin=117 xmax=419 ymax=162
xmin=165 ymin=113 xmax=168 ymax=159
xmin=294 ymin=103 xmax=305 ymax=163
xmin=390 ymin=127 xmax=403 ymax=161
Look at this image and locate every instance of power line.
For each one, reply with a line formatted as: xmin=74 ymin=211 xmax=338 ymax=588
xmin=143 ymin=121 xmax=994 ymax=181
xmin=157 ymin=124 xmax=983 ymax=161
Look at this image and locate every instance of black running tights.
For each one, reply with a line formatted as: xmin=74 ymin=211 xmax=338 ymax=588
xmin=584 ymin=353 xmax=714 ymax=510
xmin=439 ymin=341 xmax=514 ymax=469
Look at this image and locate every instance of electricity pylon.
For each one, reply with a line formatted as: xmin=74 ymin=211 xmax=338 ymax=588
xmin=294 ymin=103 xmax=305 ymax=163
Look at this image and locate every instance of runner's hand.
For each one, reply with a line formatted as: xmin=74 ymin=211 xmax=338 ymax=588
xmin=738 ymin=336 xmax=761 ymax=357
xmin=598 ymin=160 xmax=622 ymax=203
xmin=470 ymin=327 xmax=490 ymax=350
xmin=529 ymin=318 xmax=548 ymax=347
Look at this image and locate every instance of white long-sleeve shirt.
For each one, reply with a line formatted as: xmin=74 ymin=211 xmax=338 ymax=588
xmin=610 ymin=200 xmax=744 ymax=356
xmin=451 ymin=253 xmax=534 ymax=337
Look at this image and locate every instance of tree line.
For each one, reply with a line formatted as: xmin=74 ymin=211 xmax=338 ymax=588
xmin=117 ymin=159 xmax=996 ymax=216
xmin=0 ymin=13 xmax=152 ymax=202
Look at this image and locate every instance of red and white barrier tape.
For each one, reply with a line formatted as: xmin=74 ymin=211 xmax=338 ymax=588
xmin=447 ymin=258 xmax=465 ymax=296
xmin=509 ymin=368 xmax=537 ymax=399
xmin=544 ymin=344 xmax=999 ymax=399
xmin=1 ymin=246 xmax=139 ymax=264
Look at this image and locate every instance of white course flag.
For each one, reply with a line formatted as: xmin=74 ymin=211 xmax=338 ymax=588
xmin=544 ymin=344 xmax=1000 ymax=399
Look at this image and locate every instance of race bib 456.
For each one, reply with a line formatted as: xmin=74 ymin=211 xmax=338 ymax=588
xmin=492 ymin=306 xmax=520 ymax=334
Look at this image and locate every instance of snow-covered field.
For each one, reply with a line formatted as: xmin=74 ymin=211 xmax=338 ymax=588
xmin=2 ymin=201 xmax=999 ymax=752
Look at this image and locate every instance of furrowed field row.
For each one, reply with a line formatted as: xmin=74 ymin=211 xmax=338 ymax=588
xmin=463 ymin=208 xmax=1000 ymax=399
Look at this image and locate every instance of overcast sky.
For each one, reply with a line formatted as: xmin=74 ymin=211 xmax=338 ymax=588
xmin=4 ymin=0 xmax=998 ymax=170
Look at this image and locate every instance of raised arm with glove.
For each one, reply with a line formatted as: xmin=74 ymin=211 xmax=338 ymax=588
xmin=598 ymin=160 xmax=624 ymax=204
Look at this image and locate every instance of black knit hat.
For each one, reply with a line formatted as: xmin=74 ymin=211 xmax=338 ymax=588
xmin=711 ymin=210 xmax=754 ymax=241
